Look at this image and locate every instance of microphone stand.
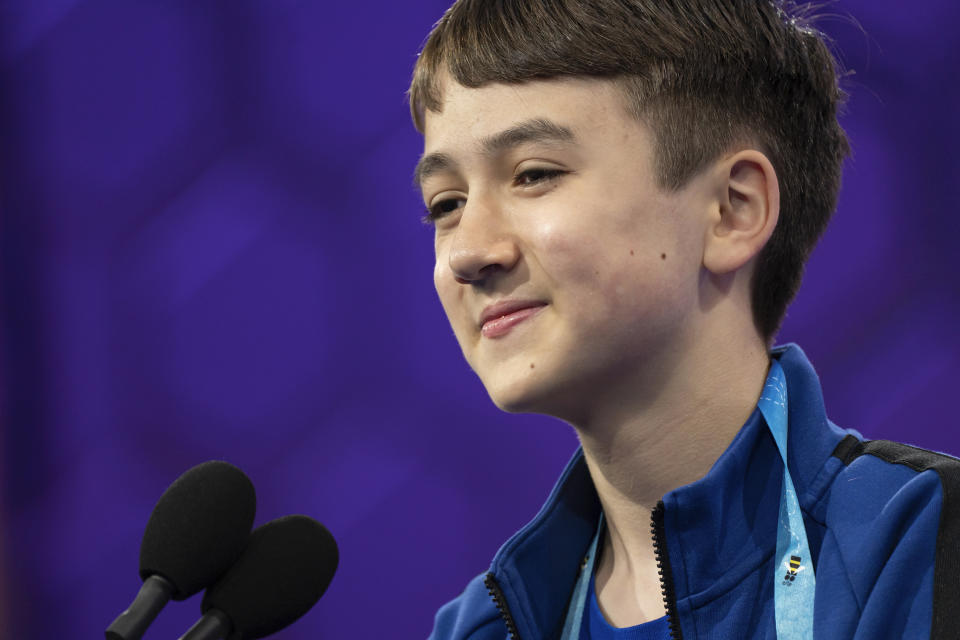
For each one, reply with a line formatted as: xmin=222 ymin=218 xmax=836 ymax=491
xmin=178 ymin=609 xmax=232 ymax=640
xmin=105 ymin=574 xmax=174 ymax=640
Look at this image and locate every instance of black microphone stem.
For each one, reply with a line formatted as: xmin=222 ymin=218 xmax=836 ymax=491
xmin=178 ymin=609 xmax=232 ymax=640
xmin=105 ymin=574 xmax=174 ymax=640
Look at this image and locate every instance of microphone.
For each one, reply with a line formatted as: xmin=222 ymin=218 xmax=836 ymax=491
xmin=179 ymin=514 xmax=339 ymax=640
xmin=106 ymin=460 xmax=257 ymax=640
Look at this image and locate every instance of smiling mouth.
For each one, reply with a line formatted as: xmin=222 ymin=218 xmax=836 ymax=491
xmin=480 ymin=305 xmax=546 ymax=339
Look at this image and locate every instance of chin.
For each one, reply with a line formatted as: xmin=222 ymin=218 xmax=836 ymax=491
xmin=471 ymin=348 xmax=582 ymax=417
xmin=489 ymin=393 xmax=535 ymax=415
xmin=482 ymin=374 xmax=564 ymax=416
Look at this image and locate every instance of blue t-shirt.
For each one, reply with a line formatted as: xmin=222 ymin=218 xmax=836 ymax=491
xmin=581 ymin=570 xmax=672 ymax=640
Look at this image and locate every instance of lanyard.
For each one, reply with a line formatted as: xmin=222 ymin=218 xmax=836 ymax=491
xmin=560 ymin=359 xmax=814 ymax=639
xmin=559 ymin=512 xmax=600 ymax=639
xmin=759 ymin=358 xmax=816 ymax=640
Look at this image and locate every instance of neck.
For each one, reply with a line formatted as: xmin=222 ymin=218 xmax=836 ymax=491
xmin=574 ymin=318 xmax=770 ymax=568
xmin=572 ymin=316 xmax=771 ymax=626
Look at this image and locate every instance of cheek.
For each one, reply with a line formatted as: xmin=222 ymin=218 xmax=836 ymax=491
xmin=533 ymin=212 xmax=652 ymax=292
xmin=535 ymin=221 xmax=600 ymax=281
xmin=537 ymin=233 xmax=636 ymax=327
xmin=531 ymin=211 xmax=690 ymax=328
xmin=432 ymin=258 xmax=445 ymax=297
xmin=433 ymin=258 xmax=462 ymax=327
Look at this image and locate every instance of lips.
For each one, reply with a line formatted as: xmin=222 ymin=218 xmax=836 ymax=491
xmin=479 ymin=301 xmax=547 ymax=339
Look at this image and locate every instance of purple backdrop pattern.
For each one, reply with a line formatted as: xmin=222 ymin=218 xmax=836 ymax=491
xmin=0 ymin=1 xmax=958 ymax=638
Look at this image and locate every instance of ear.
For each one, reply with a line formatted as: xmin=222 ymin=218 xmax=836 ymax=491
xmin=702 ymin=150 xmax=780 ymax=275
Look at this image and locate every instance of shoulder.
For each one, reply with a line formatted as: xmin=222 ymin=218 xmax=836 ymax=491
xmin=823 ymin=435 xmax=960 ymax=564
xmin=832 ymin=435 xmax=960 ymax=479
xmin=815 ymin=435 xmax=960 ymax=639
xmin=428 ymin=572 xmax=508 ymax=640
xmin=825 ymin=436 xmax=960 ymax=535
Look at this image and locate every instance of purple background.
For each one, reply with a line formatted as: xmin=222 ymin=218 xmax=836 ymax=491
xmin=1 ymin=1 xmax=958 ymax=638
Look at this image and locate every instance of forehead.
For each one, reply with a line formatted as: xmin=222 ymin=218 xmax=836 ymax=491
xmin=422 ymin=75 xmax=634 ymax=153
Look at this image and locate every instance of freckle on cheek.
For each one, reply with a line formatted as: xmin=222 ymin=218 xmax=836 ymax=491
xmin=530 ymin=363 xmax=535 ymax=369
xmin=630 ymin=250 xmax=634 ymax=256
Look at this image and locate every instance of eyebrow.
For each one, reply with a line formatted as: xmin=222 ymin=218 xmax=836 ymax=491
xmin=413 ymin=118 xmax=576 ymax=189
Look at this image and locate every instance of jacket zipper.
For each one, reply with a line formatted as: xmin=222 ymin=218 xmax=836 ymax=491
xmin=486 ymin=506 xmax=680 ymax=640
xmin=484 ymin=572 xmax=521 ymax=639
xmin=651 ymin=500 xmax=683 ymax=639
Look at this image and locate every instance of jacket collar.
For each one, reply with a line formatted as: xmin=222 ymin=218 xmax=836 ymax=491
xmin=487 ymin=344 xmax=850 ymax=639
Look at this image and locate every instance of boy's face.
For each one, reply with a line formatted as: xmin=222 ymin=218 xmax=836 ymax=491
xmin=418 ymin=76 xmax=712 ymax=420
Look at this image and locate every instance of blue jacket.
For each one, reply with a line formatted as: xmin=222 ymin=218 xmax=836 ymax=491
xmin=429 ymin=344 xmax=960 ymax=639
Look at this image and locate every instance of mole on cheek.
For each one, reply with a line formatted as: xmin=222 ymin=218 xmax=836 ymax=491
xmin=630 ymin=250 xmax=634 ymax=256
xmin=661 ymin=253 xmax=667 ymax=260
xmin=530 ymin=363 xmax=535 ymax=369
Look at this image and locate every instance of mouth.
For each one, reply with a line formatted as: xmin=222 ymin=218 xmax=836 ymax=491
xmin=479 ymin=302 xmax=547 ymax=339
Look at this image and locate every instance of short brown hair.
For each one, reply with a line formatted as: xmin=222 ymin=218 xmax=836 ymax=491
xmin=409 ymin=0 xmax=850 ymax=344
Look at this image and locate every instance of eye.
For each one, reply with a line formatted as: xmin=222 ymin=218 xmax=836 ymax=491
xmin=513 ymin=167 xmax=567 ymax=187
xmin=422 ymin=196 xmax=466 ymax=225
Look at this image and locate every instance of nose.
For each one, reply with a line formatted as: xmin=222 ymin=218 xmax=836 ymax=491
xmin=446 ymin=197 xmax=520 ymax=285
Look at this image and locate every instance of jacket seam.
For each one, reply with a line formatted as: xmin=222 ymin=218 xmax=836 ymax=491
xmin=824 ymin=527 xmax=865 ymax=614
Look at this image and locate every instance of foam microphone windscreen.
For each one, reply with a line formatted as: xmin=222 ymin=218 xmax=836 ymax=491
xmin=201 ymin=514 xmax=339 ymax=639
xmin=139 ymin=460 xmax=256 ymax=600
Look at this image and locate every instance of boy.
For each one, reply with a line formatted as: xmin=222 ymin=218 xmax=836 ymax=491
xmin=409 ymin=1 xmax=958 ymax=638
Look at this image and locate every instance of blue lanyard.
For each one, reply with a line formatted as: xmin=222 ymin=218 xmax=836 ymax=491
xmin=759 ymin=359 xmax=815 ymax=640
xmin=561 ymin=359 xmax=814 ymax=639
xmin=559 ymin=513 xmax=601 ymax=639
